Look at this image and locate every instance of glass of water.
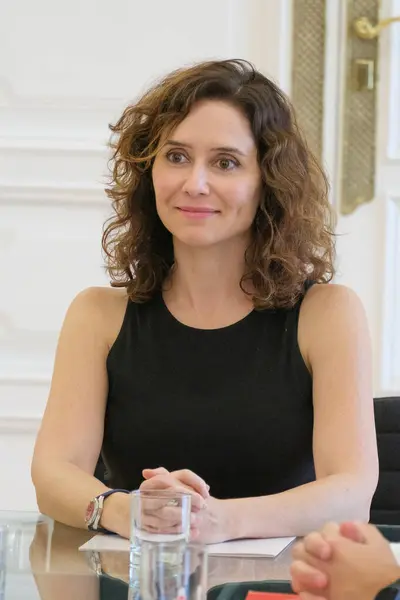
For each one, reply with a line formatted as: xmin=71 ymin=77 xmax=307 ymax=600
xmin=131 ymin=490 xmax=191 ymax=552
xmin=129 ymin=541 xmax=207 ymax=600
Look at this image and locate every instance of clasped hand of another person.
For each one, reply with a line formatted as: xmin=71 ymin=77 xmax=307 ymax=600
xmin=291 ymin=521 xmax=399 ymax=600
xmin=140 ymin=467 xmax=232 ymax=543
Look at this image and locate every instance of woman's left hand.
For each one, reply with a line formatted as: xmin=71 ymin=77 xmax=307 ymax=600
xmin=142 ymin=467 xmax=210 ymax=499
xmin=194 ymin=496 xmax=233 ymax=544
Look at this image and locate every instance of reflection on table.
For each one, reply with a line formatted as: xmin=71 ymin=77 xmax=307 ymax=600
xmin=0 ymin=512 xmax=293 ymax=599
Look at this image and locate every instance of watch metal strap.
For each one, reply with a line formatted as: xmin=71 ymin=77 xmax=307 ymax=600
xmin=89 ymin=488 xmax=130 ymax=533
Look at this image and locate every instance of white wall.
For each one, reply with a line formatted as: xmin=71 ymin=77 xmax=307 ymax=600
xmin=0 ymin=0 xmax=292 ymax=511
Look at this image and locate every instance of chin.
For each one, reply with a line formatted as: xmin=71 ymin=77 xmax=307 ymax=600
xmin=176 ymin=236 xmax=219 ymax=248
xmin=172 ymin=229 xmax=220 ymax=248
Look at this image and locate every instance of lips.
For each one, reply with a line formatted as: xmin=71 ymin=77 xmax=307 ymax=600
xmin=177 ymin=206 xmax=219 ymax=214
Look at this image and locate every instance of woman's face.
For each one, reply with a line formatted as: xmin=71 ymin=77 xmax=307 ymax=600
xmin=152 ymin=100 xmax=262 ymax=249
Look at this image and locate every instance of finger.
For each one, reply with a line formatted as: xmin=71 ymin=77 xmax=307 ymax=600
xmin=143 ymin=505 xmax=188 ymax=523
xmin=142 ymin=505 xmax=199 ymax=531
xmin=339 ymin=521 xmax=367 ymax=543
xmin=351 ymin=521 xmax=386 ymax=545
xmin=319 ymin=521 xmax=343 ymax=547
xmin=168 ymin=469 xmax=210 ymax=499
xmin=141 ymin=512 xmax=198 ymax=535
xmin=142 ymin=467 xmax=169 ymax=479
xmin=139 ymin=476 xmax=206 ymax=511
xmin=140 ymin=473 xmax=191 ymax=495
xmin=320 ymin=522 xmax=340 ymax=538
xmin=141 ymin=519 xmax=185 ymax=535
xmin=291 ymin=540 xmax=327 ymax=572
xmin=290 ymin=560 xmax=328 ymax=592
xmin=141 ymin=507 xmax=191 ymax=533
xmin=299 ymin=593 xmax=327 ymax=600
xmin=143 ymin=468 xmax=210 ymax=499
xmin=303 ymin=532 xmax=332 ymax=561
xmin=292 ymin=541 xmax=307 ymax=561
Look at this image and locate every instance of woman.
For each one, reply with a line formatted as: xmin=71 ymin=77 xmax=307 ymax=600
xmin=31 ymin=59 xmax=378 ymax=542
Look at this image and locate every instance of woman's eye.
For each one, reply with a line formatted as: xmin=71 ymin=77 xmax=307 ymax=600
xmin=217 ymin=158 xmax=238 ymax=170
xmin=166 ymin=151 xmax=187 ymax=164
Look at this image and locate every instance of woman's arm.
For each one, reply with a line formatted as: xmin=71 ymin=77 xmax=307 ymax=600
xmin=224 ymin=284 xmax=379 ymax=538
xmin=144 ymin=284 xmax=379 ymax=540
xmin=31 ymin=287 xmax=130 ymax=536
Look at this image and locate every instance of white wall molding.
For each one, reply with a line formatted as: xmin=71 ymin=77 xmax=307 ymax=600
xmin=380 ymin=194 xmax=400 ymax=394
xmin=259 ymin=0 xmax=293 ymax=94
xmin=0 ymin=374 xmax=52 ymax=385
xmin=388 ymin=0 xmax=400 ymax=159
xmin=0 ymin=137 xmax=108 ymax=154
xmin=0 ymin=183 xmax=107 ymax=206
xmin=0 ymin=417 xmax=41 ymax=435
xmin=322 ymin=1 xmax=345 ymax=207
xmin=0 ymin=79 xmax=124 ymax=112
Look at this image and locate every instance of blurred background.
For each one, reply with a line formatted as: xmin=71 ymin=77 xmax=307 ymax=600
xmin=0 ymin=0 xmax=399 ymax=511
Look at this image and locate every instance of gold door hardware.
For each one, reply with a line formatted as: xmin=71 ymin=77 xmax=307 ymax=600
xmin=353 ymin=15 xmax=400 ymax=39
xmin=340 ymin=0 xmax=380 ymax=215
xmin=353 ymin=58 xmax=375 ymax=91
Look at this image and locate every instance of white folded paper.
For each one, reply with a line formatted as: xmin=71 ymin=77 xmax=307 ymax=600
xmin=79 ymin=534 xmax=295 ymax=558
xmin=390 ymin=543 xmax=400 ymax=564
xmin=208 ymin=537 xmax=295 ymax=558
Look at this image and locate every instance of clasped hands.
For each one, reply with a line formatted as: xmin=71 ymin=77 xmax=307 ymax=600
xmin=291 ymin=521 xmax=399 ymax=600
xmin=139 ymin=467 xmax=229 ymax=543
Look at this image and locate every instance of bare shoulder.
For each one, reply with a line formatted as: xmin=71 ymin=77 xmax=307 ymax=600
xmin=301 ymin=283 xmax=366 ymax=320
xmin=71 ymin=286 xmax=128 ymax=312
xmin=66 ymin=286 xmax=129 ymax=349
xmin=298 ymin=283 xmax=370 ymax=368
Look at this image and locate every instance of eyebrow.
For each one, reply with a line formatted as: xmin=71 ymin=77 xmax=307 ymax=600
xmin=164 ymin=139 xmax=247 ymax=156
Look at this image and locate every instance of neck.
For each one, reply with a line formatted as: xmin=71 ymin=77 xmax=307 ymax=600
xmin=165 ymin=236 xmax=253 ymax=314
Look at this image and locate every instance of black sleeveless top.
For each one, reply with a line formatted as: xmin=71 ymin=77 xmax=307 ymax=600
xmin=102 ymin=291 xmax=315 ymax=498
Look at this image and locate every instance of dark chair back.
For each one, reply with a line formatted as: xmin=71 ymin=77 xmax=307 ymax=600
xmin=370 ymin=396 xmax=400 ymax=525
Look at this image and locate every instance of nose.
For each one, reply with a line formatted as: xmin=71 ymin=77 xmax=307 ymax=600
xmin=182 ymin=165 xmax=210 ymax=196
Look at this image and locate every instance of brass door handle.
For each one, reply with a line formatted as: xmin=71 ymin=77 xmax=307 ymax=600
xmin=353 ymin=15 xmax=400 ymax=39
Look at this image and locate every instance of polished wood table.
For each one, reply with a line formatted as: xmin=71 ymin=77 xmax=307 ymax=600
xmin=0 ymin=512 xmax=294 ymax=599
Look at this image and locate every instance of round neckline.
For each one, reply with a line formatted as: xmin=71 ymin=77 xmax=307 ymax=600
xmin=157 ymin=292 xmax=256 ymax=333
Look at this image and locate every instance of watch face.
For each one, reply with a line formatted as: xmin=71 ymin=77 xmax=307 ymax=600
xmin=85 ymin=500 xmax=97 ymax=526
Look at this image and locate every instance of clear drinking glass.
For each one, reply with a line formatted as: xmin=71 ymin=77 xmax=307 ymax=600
xmin=129 ymin=541 xmax=207 ymax=600
xmin=130 ymin=490 xmax=191 ymax=552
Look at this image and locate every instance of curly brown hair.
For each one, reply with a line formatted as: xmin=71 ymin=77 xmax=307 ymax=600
xmin=102 ymin=59 xmax=336 ymax=309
